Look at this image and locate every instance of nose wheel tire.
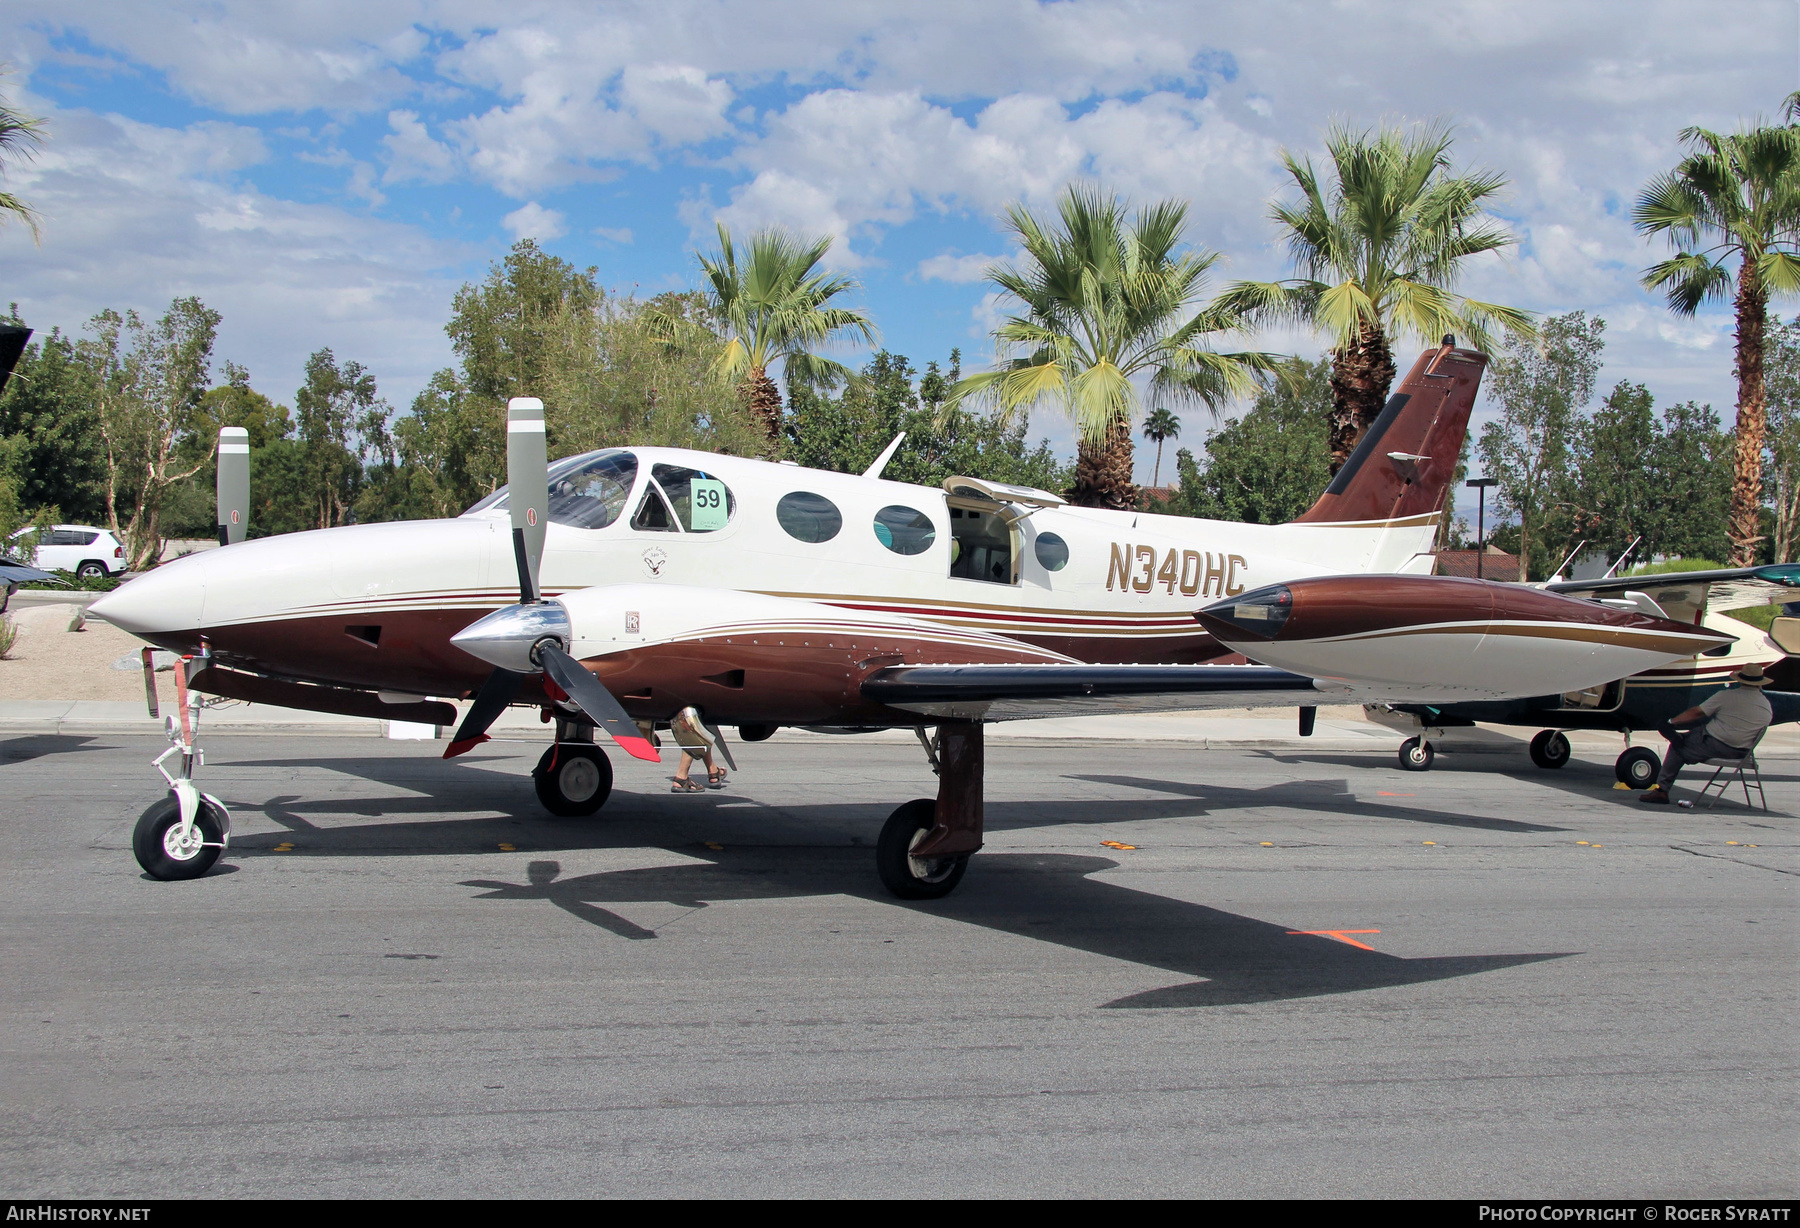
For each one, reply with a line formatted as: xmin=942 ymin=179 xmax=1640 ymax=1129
xmin=533 ymin=744 xmax=613 ymax=817
xmin=1398 ymin=737 xmax=1434 ymax=771
xmin=1529 ymin=730 xmax=1572 ymax=770
xmin=877 ymin=799 xmax=969 ymax=900
xmin=132 ymin=796 xmax=226 ymax=881
xmin=1615 ymin=746 xmax=1661 ymax=788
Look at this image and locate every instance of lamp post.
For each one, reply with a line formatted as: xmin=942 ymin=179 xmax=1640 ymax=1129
xmin=1466 ymin=477 xmax=1497 ymax=579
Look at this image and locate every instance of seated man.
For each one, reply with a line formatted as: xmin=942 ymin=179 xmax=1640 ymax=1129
xmin=1640 ymin=663 xmax=1773 ymax=803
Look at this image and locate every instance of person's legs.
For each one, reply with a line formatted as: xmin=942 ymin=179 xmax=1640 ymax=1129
xmin=1651 ymin=731 xmax=1744 ymax=792
xmin=672 ymin=750 xmax=701 ymax=791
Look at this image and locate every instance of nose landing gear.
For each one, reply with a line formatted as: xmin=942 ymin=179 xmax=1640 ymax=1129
xmin=132 ymin=650 xmax=233 ymax=881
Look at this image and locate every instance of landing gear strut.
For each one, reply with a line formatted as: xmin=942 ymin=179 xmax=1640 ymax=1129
xmin=877 ymin=720 xmax=983 ymax=899
xmin=533 ymin=717 xmax=613 ymax=816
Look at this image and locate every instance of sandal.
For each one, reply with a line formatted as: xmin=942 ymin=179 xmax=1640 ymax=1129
xmin=670 ymin=778 xmax=703 ymax=793
xmin=707 ymin=768 xmax=728 ymax=789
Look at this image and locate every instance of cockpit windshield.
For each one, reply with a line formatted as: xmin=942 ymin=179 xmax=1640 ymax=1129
xmin=468 ymin=449 xmax=639 ymax=530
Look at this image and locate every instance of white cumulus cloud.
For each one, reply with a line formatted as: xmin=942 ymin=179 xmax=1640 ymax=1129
xmin=502 ymin=201 xmax=567 ymax=241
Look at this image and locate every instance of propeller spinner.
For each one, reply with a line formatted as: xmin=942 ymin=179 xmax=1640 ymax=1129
xmin=444 ymin=397 xmax=659 ymax=763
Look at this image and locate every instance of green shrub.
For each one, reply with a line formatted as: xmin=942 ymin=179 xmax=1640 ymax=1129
xmin=19 ymin=568 xmax=123 ymax=592
xmin=0 ymin=614 xmax=15 ymax=659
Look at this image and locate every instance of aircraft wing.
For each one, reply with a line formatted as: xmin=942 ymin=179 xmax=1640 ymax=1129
xmin=1544 ymin=563 xmax=1800 ymax=616
xmin=1 ymin=557 xmax=58 ymax=585
xmin=861 ymin=663 xmax=1324 ymax=720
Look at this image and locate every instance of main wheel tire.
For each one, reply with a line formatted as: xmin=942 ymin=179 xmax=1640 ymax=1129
xmin=876 ymin=798 xmax=969 ymax=900
xmin=1616 ymin=746 xmax=1661 ymax=789
xmin=1529 ymin=729 xmax=1572 ymax=770
xmin=533 ymin=744 xmax=613 ymax=817
xmin=1398 ymin=736 xmax=1434 ymax=771
xmin=132 ymin=795 xmax=225 ymax=881
xmin=76 ymin=560 xmax=107 ymax=581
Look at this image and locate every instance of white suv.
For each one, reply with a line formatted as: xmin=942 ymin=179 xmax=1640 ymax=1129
xmin=9 ymin=524 xmax=128 ymax=579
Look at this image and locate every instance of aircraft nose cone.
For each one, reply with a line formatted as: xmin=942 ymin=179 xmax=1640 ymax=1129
xmin=89 ymin=556 xmax=207 ymax=636
xmin=450 ymin=601 xmax=571 ymax=673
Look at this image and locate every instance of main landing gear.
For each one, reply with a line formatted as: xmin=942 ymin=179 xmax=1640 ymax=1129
xmin=1524 ymin=729 xmax=1662 ymax=787
xmin=876 ymin=721 xmax=984 ymax=899
xmin=1529 ymin=729 xmax=1572 ymax=770
xmin=533 ymin=716 xmax=613 ymax=816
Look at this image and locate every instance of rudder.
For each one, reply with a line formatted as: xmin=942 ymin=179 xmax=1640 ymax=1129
xmin=1292 ymin=339 xmax=1489 ymax=526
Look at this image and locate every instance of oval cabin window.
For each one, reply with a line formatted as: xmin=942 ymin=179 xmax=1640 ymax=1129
xmin=872 ymin=505 xmax=936 ymax=556
xmin=776 ymin=491 xmax=843 ymax=543
xmin=1034 ymin=531 xmax=1070 ymax=572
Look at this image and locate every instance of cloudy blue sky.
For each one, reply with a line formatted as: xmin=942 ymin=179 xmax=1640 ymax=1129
xmin=2 ymin=1 xmax=1796 ymax=478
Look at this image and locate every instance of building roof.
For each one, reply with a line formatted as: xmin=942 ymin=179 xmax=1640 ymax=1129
xmin=1435 ymin=548 xmax=1521 ymax=580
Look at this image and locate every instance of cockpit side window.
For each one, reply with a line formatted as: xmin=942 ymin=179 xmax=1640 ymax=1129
xmin=471 ymin=449 xmax=640 ymax=530
xmin=651 ymin=464 xmax=735 ymax=532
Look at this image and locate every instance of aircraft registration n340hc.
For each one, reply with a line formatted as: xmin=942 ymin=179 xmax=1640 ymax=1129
xmin=92 ymin=341 xmax=1731 ymax=895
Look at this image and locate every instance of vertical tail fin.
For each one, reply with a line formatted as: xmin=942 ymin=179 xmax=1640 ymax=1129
xmin=1291 ymin=340 xmax=1488 ymax=526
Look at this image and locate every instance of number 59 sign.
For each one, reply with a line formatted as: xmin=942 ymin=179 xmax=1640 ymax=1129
xmin=690 ymin=478 xmax=729 ymax=530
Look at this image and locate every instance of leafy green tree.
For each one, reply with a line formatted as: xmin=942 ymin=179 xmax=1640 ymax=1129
xmin=1222 ymin=122 xmax=1533 ymax=471
xmin=1164 ymin=356 xmax=1331 ymax=524
xmin=787 ymin=350 xmax=1069 ymax=492
xmin=1563 ymin=381 xmax=1659 ymax=567
xmin=694 ymin=224 xmax=876 ymax=441
xmin=1636 ymin=95 xmax=1800 ymax=564
xmin=0 ymin=315 xmax=105 ymax=522
xmin=195 ymin=362 xmax=293 ymax=449
xmin=0 ymin=69 xmax=44 ymax=239
xmin=82 ymin=297 xmax=222 ymax=568
xmin=1478 ymin=312 xmax=1605 ymax=581
xmin=293 ymin=348 xmax=385 ymax=530
xmin=1764 ymin=314 xmax=1800 ymax=561
xmin=955 ymin=185 xmax=1276 ymax=510
xmin=1648 ymin=400 xmax=1733 ymax=563
xmin=1141 ymin=408 xmax=1180 ymax=487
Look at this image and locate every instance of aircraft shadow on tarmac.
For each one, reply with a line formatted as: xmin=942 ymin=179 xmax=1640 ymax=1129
xmin=455 ymin=853 xmax=1569 ymax=1009
xmin=1245 ymin=747 xmax=1793 ymax=815
xmin=211 ymin=753 xmax=1573 ymax=1010
xmin=0 ymin=733 xmax=108 ymax=763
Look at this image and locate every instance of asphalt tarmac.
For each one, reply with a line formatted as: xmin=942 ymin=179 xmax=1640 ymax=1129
xmin=2 ymin=732 xmax=1794 ymax=1199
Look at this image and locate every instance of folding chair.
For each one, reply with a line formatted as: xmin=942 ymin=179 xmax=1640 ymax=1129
xmin=1697 ymin=731 xmax=1768 ymax=812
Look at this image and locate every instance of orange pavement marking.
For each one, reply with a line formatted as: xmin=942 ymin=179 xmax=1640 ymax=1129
xmin=1100 ymin=840 xmax=1138 ymax=850
xmin=1287 ymin=929 xmax=1381 ymax=950
xmin=1378 ymin=792 xmax=1415 ymax=797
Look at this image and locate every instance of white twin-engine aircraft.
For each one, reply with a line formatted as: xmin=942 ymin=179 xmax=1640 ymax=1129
xmin=94 ymin=340 xmax=1730 ymax=896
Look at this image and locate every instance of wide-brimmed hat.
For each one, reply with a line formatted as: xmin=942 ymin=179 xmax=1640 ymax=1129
xmin=1732 ymin=663 xmax=1771 ymax=687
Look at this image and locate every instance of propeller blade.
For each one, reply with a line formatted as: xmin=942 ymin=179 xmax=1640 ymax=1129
xmin=216 ymin=426 xmax=250 ymax=546
xmin=444 ymin=667 xmax=525 ymax=759
xmin=701 ymin=719 xmax=738 ymax=772
xmin=507 ymin=397 xmax=548 ymax=602
xmin=537 ymin=642 xmax=661 ymax=762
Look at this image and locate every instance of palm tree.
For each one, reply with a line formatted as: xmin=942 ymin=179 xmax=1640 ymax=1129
xmin=1221 ymin=122 xmax=1534 ymax=472
xmin=695 ymin=224 xmax=876 ymax=441
xmin=954 ymin=186 xmax=1279 ymax=510
xmin=1635 ymin=96 xmax=1800 ymax=565
xmin=1142 ymin=407 xmax=1180 ymax=487
xmin=0 ymin=69 xmax=44 ymax=239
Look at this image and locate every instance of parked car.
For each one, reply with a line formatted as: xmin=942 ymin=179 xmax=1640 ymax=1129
xmin=8 ymin=524 xmax=127 ymax=579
